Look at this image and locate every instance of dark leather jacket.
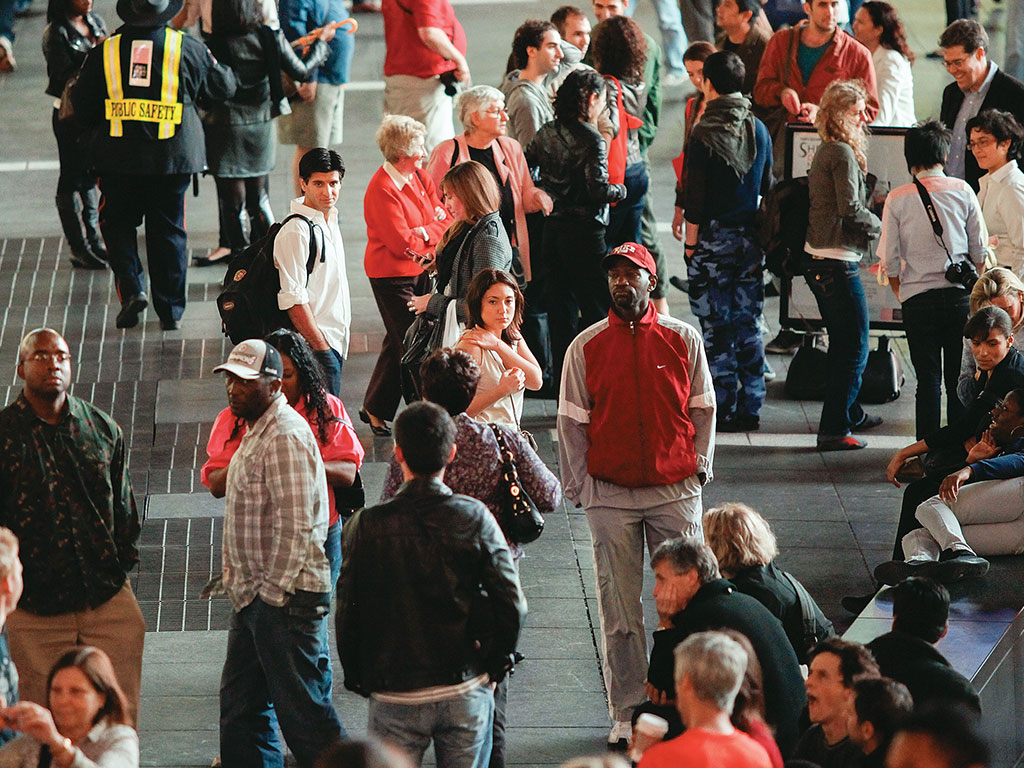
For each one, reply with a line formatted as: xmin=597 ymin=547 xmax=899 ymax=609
xmin=204 ymin=26 xmax=329 ymax=124
xmin=42 ymin=13 xmax=108 ymax=98
xmin=337 ymin=477 xmax=526 ymax=696
xmin=525 ymin=119 xmax=626 ymax=223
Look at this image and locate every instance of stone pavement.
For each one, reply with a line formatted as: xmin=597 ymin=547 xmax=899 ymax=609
xmin=0 ymin=0 xmax=1010 ymax=764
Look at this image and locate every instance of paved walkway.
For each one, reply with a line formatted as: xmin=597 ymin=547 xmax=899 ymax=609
xmin=0 ymin=0 xmax=1009 ymax=764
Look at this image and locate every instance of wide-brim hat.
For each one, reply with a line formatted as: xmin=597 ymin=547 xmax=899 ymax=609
xmin=116 ymin=0 xmax=183 ymax=26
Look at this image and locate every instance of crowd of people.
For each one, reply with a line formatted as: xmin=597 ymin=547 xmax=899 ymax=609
xmin=4 ymin=0 xmax=1024 ymax=765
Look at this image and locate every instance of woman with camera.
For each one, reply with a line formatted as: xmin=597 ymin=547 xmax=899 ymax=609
xmin=879 ymin=120 xmax=988 ymax=438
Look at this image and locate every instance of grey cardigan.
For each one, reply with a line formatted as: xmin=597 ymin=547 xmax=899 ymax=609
xmin=426 ymin=212 xmax=513 ymax=325
xmin=805 ymin=141 xmax=881 ymax=254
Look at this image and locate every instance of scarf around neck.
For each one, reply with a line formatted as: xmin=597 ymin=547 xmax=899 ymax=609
xmin=688 ymin=93 xmax=757 ymax=178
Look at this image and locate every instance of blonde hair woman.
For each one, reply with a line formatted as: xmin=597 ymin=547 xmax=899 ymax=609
xmin=802 ymin=79 xmax=882 ymax=451
xmin=407 ymin=161 xmax=513 ymax=329
xmin=958 ymin=267 xmax=1024 ymax=403
xmin=703 ymin=503 xmax=833 ymax=664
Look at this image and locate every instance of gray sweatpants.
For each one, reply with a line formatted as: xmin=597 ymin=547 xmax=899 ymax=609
xmin=585 ymin=496 xmax=702 ymax=723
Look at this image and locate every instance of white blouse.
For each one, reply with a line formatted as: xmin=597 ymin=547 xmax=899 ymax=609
xmin=871 ymin=46 xmax=916 ymax=127
xmin=978 ymin=160 xmax=1024 ymax=276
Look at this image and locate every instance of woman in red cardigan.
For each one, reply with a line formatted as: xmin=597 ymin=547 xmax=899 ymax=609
xmin=361 ymin=115 xmax=450 ymax=436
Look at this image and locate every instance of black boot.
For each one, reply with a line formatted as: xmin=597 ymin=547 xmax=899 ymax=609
xmin=81 ymin=186 xmax=108 ymax=261
xmin=56 ymin=193 xmax=105 ymax=269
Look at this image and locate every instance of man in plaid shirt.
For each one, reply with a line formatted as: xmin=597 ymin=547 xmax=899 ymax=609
xmin=212 ymin=339 xmax=344 ymax=768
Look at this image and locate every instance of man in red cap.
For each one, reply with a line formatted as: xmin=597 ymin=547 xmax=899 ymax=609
xmin=557 ymin=242 xmax=716 ymax=749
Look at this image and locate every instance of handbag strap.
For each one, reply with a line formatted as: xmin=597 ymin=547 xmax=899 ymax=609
xmin=488 ymin=423 xmax=523 ymax=489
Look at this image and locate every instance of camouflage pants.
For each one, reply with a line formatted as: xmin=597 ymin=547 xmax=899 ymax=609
xmin=687 ymin=222 xmax=766 ymax=418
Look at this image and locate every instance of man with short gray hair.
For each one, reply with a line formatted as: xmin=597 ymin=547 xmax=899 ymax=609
xmin=637 ymin=631 xmax=770 ymax=768
xmin=645 ymin=538 xmax=804 ymax=754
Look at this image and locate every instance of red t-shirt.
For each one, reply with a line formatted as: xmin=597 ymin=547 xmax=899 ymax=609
xmin=202 ymin=394 xmax=364 ymax=525
xmin=638 ymin=728 xmax=773 ymax=768
xmin=382 ymin=0 xmax=466 ymax=78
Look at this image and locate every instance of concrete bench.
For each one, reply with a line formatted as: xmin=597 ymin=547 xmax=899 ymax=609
xmin=843 ymin=556 xmax=1024 ymax=767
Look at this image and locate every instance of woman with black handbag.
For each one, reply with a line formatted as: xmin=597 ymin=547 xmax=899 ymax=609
xmin=196 ymin=0 xmax=334 ymax=267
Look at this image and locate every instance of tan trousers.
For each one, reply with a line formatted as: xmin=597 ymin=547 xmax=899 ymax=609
xmin=383 ymin=74 xmax=455 ymax=152
xmin=6 ymin=581 xmax=145 ymax=724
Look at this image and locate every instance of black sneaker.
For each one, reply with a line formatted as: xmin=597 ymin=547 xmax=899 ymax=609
xmin=765 ymin=329 xmax=802 ymax=354
xmin=931 ymin=550 xmax=990 ymax=583
xmin=115 ymin=293 xmax=148 ymax=329
xmin=719 ymin=414 xmax=760 ymax=432
xmin=841 ymin=591 xmax=877 ymax=614
xmin=873 ymin=559 xmax=928 ymax=586
xmin=69 ymin=249 xmax=107 ymax=270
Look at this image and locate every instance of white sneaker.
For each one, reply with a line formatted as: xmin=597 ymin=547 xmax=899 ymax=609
xmin=608 ymin=720 xmax=633 ymax=746
xmin=0 ymin=36 xmax=14 ymax=72
xmin=661 ymin=70 xmax=689 ymax=87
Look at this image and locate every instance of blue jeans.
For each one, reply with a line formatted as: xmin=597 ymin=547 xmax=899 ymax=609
xmin=368 ymin=683 xmax=494 ymax=768
xmin=1007 ymin=0 xmax=1024 ymax=80
xmin=802 ymin=255 xmax=869 ymax=438
xmin=324 ymin=519 xmax=341 ymax=594
xmin=220 ymin=592 xmax=344 ymax=768
xmin=605 ymin=162 xmax=649 ymax=251
xmin=902 ymin=287 xmax=969 ymax=439
xmin=623 ymin=0 xmax=687 ymax=73
xmin=0 ymin=0 xmax=14 ymax=41
xmin=314 ymin=347 xmax=343 ymax=397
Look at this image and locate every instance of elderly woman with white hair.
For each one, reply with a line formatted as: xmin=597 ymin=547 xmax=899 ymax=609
xmin=360 ymin=114 xmax=450 ymax=436
xmin=425 ymin=85 xmax=552 ymax=285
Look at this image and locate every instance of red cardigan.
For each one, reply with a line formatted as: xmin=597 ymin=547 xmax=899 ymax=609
xmin=363 ymin=165 xmax=449 ymax=279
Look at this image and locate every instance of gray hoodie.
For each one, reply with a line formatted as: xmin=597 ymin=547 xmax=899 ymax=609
xmin=500 ymin=71 xmax=554 ymax=148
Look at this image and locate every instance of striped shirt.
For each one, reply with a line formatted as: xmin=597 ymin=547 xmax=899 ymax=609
xmin=222 ymin=394 xmax=331 ymax=611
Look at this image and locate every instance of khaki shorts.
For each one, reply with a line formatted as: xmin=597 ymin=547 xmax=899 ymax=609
xmin=279 ymin=81 xmax=345 ymax=147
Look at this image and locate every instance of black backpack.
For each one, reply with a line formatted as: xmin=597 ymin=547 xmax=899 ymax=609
xmin=217 ymin=214 xmax=322 ymax=344
xmin=758 ymin=176 xmax=809 ymax=278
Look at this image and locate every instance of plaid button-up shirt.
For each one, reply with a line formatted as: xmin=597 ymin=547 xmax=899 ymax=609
xmin=222 ymin=393 xmax=331 ymax=611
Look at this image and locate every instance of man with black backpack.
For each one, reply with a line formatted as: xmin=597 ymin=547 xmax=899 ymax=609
xmin=274 ymin=147 xmax=352 ymax=395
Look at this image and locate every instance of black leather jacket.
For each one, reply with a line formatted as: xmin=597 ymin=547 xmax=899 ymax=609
xmin=337 ymin=477 xmax=526 ymax=696
xmin=525 ymin=119 xmax=626 ymax=223
xmin=42 ymin=13 xmax=108 ymax=98
xmin=204 ymin=26 xmax=329 ymax=124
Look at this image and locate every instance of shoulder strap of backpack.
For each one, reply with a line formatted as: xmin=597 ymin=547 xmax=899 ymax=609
xmin=278 ymin=213 xmax=324 ymax=283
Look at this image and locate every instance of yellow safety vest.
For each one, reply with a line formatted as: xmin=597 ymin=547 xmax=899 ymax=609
xmin=102 ymin=28 xmax=184 ymax=139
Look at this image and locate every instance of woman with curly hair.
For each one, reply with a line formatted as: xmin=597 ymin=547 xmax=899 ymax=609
xmin=201 ymin=329 xmax=364 ymax=586
xmin=968 ymin=109 xmax=1024 ymax=275
xmin=803 ymin=79 xmax=882 ymax=451
xmin=525 ymin=68 xmax=626 ymax=388
xmin=590 ymin=15 xmax=648 ymax=250
xmin=852 ymin=2 xmax=916 ymax=127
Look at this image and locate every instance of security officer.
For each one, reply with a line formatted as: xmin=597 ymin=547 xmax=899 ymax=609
xmin=70 ymin=0 xmax=236 ymax=331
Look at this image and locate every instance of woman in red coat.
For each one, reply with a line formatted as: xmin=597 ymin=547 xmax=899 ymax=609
xmin=360 ymin=115 xmax=450 ymax=436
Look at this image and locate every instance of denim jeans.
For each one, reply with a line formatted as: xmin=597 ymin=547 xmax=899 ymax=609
xmin=368 ymin=683 xmax=494 ymax=768
xmin=605 ymin=162 xmax=649 ymax=252
xmin=220 ymin=592 xmax=344 ymax=768
xmin=802 ymin=255 xmax=869 ymax=437
xmin=0 ymin=0 xmax=14 ymax=41
xmin=324 ymin=519 xmax=342 ymax=594
xmin=622 ymin=0 xmax=687 ymax=73
xmin=314 ymin=347 xmax=344 ymax=397
xmin=1007 ymin=0 xmax=1024 ymax=81
xmin=901 ymin=287 xmax=969 ymax=439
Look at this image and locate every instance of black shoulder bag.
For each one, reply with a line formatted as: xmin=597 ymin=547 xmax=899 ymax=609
xmin=488 ymin=424 xmax=544 ymax=544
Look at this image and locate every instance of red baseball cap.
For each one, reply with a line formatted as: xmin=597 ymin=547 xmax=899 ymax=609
xmin=602 ymin=242 xmax=657 ymax=274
